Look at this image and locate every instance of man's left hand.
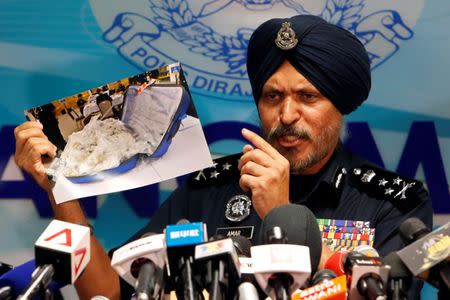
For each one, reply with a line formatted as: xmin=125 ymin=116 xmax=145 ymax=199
xmin=238 ymin=128 xmax=290 ymax=219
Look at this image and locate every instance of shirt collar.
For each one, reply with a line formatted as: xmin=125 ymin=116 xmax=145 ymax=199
xmin=290 ymin=141 xmax=347 ymax=204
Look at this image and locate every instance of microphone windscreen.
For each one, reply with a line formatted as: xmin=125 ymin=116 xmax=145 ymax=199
xmin=176 ymin=218 xmax=190 ymax=225
xmin=383 ymin=252 xmax=411 ymax=279
xmin=0 ymin=260 xmax=66 ymax=296
xmin=259 ymin=204 xmax=322 ymax=273
xmin=231 ymin=235 xmax=252 ymax=258
xmin=398 ymin=217 xmax=430 ymax=244
xmin=352 ymin=245 xmax=379 ymax=257
xmin=324 ymin=251 xmax=347 ymax=276
xmin=311 ymin=269 xmax=337 ymax=285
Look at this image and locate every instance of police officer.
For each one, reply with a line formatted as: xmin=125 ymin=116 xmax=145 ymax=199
xmin=14 ymin=15 xmax=432 ymax=299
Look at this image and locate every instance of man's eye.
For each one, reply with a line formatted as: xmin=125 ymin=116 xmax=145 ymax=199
xmin=299 ymin=92 xmax=317 ymax=101
xmin=263 ymin=92 xmax=281 ymax=102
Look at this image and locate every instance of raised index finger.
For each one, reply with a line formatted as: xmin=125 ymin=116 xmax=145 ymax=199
xmin=241 ymin=128 xmax=280 ymax=159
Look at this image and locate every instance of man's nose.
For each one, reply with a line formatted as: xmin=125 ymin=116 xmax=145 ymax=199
xmin=280 ymin=98 xmax=300 ymax=125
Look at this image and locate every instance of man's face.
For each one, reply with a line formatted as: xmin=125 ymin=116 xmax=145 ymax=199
xmin=258 ymin=60 xmax=343 ymax=174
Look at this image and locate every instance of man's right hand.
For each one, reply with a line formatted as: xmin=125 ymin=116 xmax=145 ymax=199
xmin=14 ymin=121 xmax=121 ymax=299
xmin=14 ymin=121 xmax=57 ymax=193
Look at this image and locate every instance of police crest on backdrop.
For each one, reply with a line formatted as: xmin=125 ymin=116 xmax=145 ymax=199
xmin=91 ymin=0 xmax=424 ymax=101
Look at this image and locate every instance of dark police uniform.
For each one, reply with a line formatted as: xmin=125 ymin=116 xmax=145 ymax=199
xmin=129 ymin=143 xmax=432 ymax=253
xmin=119 ymin=143 xmax=432 ymax=299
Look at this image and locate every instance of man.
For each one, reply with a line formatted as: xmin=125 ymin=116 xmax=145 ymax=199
xmin=14 ymin=15 xmax=432 ymax=299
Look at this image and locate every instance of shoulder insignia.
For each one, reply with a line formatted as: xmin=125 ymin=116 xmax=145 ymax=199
xmin=348 ymin=165 xmax=423 ymax=209
xmin=189 ymin=153 xmax=241 ymax=187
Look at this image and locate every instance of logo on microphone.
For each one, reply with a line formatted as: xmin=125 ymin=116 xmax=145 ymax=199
xmin=74 ymin=247 xmax=87 ymax=275
xmin=44 ymin=228 xmax=72 ymax=247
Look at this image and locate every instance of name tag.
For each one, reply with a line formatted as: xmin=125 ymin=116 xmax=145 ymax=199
xmin=216 ymin=226 xmax=254 ymax=240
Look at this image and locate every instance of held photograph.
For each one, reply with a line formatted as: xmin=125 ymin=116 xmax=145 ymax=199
xmin=24 ymin=62 xmax=212 ymax=203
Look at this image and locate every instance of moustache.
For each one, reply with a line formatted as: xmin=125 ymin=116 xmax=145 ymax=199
xmin=267 ymin=124 xmax=312 ymax=142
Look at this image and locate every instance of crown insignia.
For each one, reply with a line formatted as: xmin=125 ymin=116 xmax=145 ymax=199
xmin=275 ymin=22 xmax=298 ymax=50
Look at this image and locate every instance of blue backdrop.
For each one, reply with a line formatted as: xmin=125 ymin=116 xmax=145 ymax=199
xmin=0 ymin=1 xmax=449 ymax=297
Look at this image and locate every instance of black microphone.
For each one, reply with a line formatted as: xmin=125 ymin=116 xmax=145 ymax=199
xmin=397 ymin=218 xmax=450 ymax=298
xmin=230 ymin=236 xmax=259 ymax=300
xmin=383 ymin=252 xmax=411 ymax=300
xmin=165 ymin=220 xmax=207 ymax=300
xmin=0 ymin=262 xmax=13 ymax=277
xmin=111 ymin=232 xmax=165 ymax=300
xmin=194 ymin=236 xmax=240 ymax=300
xmin=310 ymin=269 xmax=337 ymax=286
xmin=257 ymin=204 xmax=322 ymax=273
xmin=0 ymin=286 xmax=12 ymax=300
xmin=343 ymin=250 xmax=389 ymax=300
xmin=252 ymin=204 xmax=322 ymax=300
xmin=134 ymin=258 xmax=164 ymax=300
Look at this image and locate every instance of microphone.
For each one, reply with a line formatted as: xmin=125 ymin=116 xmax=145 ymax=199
xmin=383 ymin=252 xmax=411 ymax=300
xmin=344 ymin=250 xmax=390 ymax=300
xmin=0 ymin=260 xmax=65 ymax=299
xmin=397 ymin=218 xmax=450 ymax=294
xmin=311 ymin=269 xmax=337 ymax=286
xmin=298 ymin=275 xmax=347 ymax=300
xmin=257 ymin=204 xmax=322 ymax=273
xmin=0 ymin=262 xmax=13 ymax=277
xmin=230 ymin=236 xmax=259 ymax=300
xmin=18 ymin=220 xmax=91 ymax=299
xmin=324 ymin=251 xmax=348 ymax=277
xmin=110 ymin=233 xmax=166 ymax=300
xmin=194 ymin=237 xmax=240 ymax=300
xmin=0 ymin=286 xmax=12 ymax=300
xmin=252 ymin=203 xmax=323 ymax=300
xmin=165 ymin=221 xmax=207 ymax=300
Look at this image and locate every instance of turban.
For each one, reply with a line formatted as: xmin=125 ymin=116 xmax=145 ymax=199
xmin=246 ymin=15 xmax=371 ymax=115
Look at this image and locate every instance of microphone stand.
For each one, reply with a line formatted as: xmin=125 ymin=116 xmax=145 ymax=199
xmin=269 ymin=273 xmax=292 ymax=300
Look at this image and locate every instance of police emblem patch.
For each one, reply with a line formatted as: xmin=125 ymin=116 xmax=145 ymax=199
xmin=275 ymin=22 xmax=298 ymax=50
xmin=225 ymin=194 xmax=252 ymax=222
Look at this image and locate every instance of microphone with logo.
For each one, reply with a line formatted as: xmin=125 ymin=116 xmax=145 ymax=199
xmin=297 ymin=269 xmax=347 ymax=300
xmin=251 ymin=204 xmax=322 ymax=300
xmin=324 ymin=250 xmax=348 ymax=277
xmin=343 ymin=246 xmax=390 ymax=300
xmin=165 ymin=219 xmax=207 ymax=300
xmin=111 ymin=232 xmax=166 ymax=300
xmin=17 ymin=220 xmax=91 ymax=300
xmin=397 ymin=217 xmax=450 ymax=298
xmin=194 ymin=236 xmax=240 ymax=300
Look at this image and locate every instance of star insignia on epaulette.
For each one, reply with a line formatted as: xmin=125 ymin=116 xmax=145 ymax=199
xmin=378 ymin=179 xmax=388 ymax=186
xmin=222 ymin=162 xmax=232 ymax=171
xmin=393 ymin=177 xmax=403 ymax=185
xmin=348 ymin=165 xmax=423 ymax=210
xmin=189 ymin=153 xmax=242 ymax=187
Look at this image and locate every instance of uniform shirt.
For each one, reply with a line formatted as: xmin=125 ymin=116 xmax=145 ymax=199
xmin=118 ymin=143 xmax=433 ymax=299
xmin=130 ymin=143 xmax=432 ymax=255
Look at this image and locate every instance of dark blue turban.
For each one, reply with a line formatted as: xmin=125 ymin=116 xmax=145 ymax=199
xmin=246 ymin=15 xmax=371 ymax=115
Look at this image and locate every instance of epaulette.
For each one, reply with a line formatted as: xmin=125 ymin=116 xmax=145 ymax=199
xmin=189 ymin=153 xmax=241 ymax=187
xmin=348 ymin=164 xmax=423 ymax=210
